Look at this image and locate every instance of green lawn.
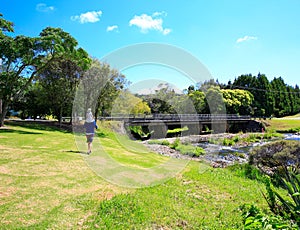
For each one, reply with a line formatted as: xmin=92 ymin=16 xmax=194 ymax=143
xmin=263 ymin=114 xmax=300 ymax=131
xmin=0 ymin=121 xmax=268 ymax=229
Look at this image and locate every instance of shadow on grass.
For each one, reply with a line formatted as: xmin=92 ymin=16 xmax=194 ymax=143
xmin=0 ymin=128 xmax=43 ymax=135
xmin=64 ymin=150 xmax=89 ymax=155
xmin=5 ymin=120 xmax=72 ymax=133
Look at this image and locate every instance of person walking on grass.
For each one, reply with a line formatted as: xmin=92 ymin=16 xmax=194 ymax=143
xmin=84 ymin=108 xmax=98 ymax=155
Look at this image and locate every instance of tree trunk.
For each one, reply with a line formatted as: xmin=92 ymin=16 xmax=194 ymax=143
xmin=0 ymin=99 xmax=9 ymax=127
xmin=59 ymin=106 xmax=63 ymax=128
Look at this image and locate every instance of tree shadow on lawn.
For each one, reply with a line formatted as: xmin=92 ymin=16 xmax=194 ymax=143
xmin=4 ymin=120 xmax=72 ymax=133
xmin=0 ymin=127 xmax=43 ymax=135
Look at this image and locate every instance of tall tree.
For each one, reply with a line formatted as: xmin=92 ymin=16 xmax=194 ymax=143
xmin=221 ymin=89 xmax=254 ymax=115
xmin=271 ymin=77 xmax=291 ymax=117
xmin=142 ymin=84 xmax=178 ymax=114
xmin=76 ymin=58 xmax=127 ymax=120
xmin=111 ymin=90 xmax=151 ymax=115
xmin=0 ymin=14 xmax=90 ymax=126
xmin=233 ymin=73 xmax=274 ymax=116
xmin=188 ymin=90 xmax=206 ymax=114
xmin=204 ymin=85 xmax=225 ymax=114
xmin=255 ymin=73 xmax=274 ymax=116
xmin=12 ymin=82 xmax=49 ymax=119
xmin=38 ymin=57 xmax=88 ymax=125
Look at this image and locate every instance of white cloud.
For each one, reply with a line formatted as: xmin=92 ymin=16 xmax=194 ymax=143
xmin=71 ymin=11 xmax=102 ymax=24
xmin=107 ymin=25 xmax=119 ymax=32
xmin=36 ymin=3 xmax=55 ymax=12
xmin=236 ymin=35 xmax=258 ymax=43
xmin=129 ymin=12 xmax=171 ymax=35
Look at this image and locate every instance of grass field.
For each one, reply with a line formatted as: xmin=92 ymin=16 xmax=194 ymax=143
xmin=262 ymin=113 xmax=300 ymax=131
xmin=0 ymin=121 xmax=268 ymax=229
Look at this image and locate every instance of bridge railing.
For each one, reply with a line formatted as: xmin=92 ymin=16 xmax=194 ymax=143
xmin=100 ymin=114 xmax=251 ymax=121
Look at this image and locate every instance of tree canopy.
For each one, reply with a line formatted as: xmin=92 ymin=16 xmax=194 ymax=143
xmin=0 ymin=14 xmax=90 ymax=126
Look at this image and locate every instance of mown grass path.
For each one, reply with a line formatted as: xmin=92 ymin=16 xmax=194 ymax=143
xmin=0 ymin=122 xmax=268 ymax=229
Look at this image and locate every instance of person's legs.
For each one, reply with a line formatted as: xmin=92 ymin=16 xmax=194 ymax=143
xmin=87 ymin=141 xmax=92 ymax=154
xmin=86 ymin=134 xmax=94 ymax=154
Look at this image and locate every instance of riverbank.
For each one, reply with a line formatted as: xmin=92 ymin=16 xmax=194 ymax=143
xmin=143 ymin=132 xmax=282 ymax=168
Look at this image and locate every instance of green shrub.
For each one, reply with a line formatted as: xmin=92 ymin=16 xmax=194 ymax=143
xmin=208 ymin=138 xmax=219 ymax=145
xmin=241 ymin=168 xmax=300 ymax=229
xmin=240 ymin=204 xmax=297 ymax=230
xmin=286 ymin=127 xmax=300 ymax=133
xmin=148 ymin=139 xmax=169 ymax=146
xmin=161 ymin=140 xmax=170 ymax=146
xmin=233 ymin=135 xmax=240 ymax=143
xmin=167 ymin=126 xmax=188 ymax=134
xmin=147 ymin=139 xmax=160 ymax=144
xmin=150 ymin=138 xmax=205 ymax=157
xmin=264 ymin=169 xmax=300 ymax=226
xmin=249 ymin=140 xmax=300 ymax=175
xmin=170 ymin=138 xmax=180 ymax=149
xmin=175 ymin=143 xmax=205 ymax=157
xmin=222 ymin=138 xmax=235 ymax=146
xmin=129 ymin=126 xmax=151 ymax=139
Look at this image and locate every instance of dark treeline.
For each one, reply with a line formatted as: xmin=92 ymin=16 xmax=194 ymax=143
xmin=224 ymin=73 xmax=300 ymax=117
xmin=140 ymin=75 xmax=300 ymax=118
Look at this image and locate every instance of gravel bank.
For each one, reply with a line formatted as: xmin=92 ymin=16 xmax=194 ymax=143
xmin=142 ymin=133 xmax=253 ymax=168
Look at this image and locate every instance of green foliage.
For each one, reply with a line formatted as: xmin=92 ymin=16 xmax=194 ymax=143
xmin=204 ymin=85 xmax=226 ymax=114
xmin=241 ymin=204 xmax=297 ymax=229
xmin=149 ymin=138 xmax=205 ymax=157
xmin=169 ymin=139 xmax=205 ymax=157
xmin=271 ymin=77 xmax=292 ymax=117
xmin=75 ymin=58 xmax=128 ymax=119
xmin=0 ymin=16 xmax=91 ymax=126
xmin=141 ymin=84 xmax=177 ymax=114
xmin=38 ymin=57 xmax=86 ymax=122
xmin=111 ymin=91 xmax=151 ymax=115
xmin=147 ymin=139 xmax=170 ymax=146
xmin=170 ymin=138 xmax=180 ymax=149
xmin=167 ymin=126 xmax=188 ymax=134
xmin=240 ymin=167 xmax=300 ymax=229
xmin=188 ymin=90 xmax=207 ymax=113
xmin=231 ymin=73 xmax=300 ymax=117
xmin=222 ymin=138 xmax=235 ymax=146
xmin=0 ymin=13 xmax=14 ymax=35
xmin=286 ymin=127 xmax=300 ymax=133
xmin=263 ymin=170 xmax=300 ymax=226
xmin=232 ymin=135 xmax=240 ymax=143
xmin=129 ymin=126 xmax=151 ymax=139
xmin=250 ymin=140 xmax=300 ymax=175
xmin=174 ymin=144 xmax=205 ymax=157
xmin=166 ymin=126 xmax=189 ymax=137
xmin=221 ymin=89 xmax=254 ymax=115
xmin=228 ymin=163 xmax=265 ymax=182
xmin=161 ymin=140 xmax=170 ymax=146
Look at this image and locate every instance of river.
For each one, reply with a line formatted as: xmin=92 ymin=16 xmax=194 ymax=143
xmin=195 ymin=133 xmax=300 ymax=167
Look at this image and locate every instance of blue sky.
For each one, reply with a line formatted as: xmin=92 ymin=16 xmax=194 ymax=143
xmin=1 ymin=0 xmax=300 ymax=91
